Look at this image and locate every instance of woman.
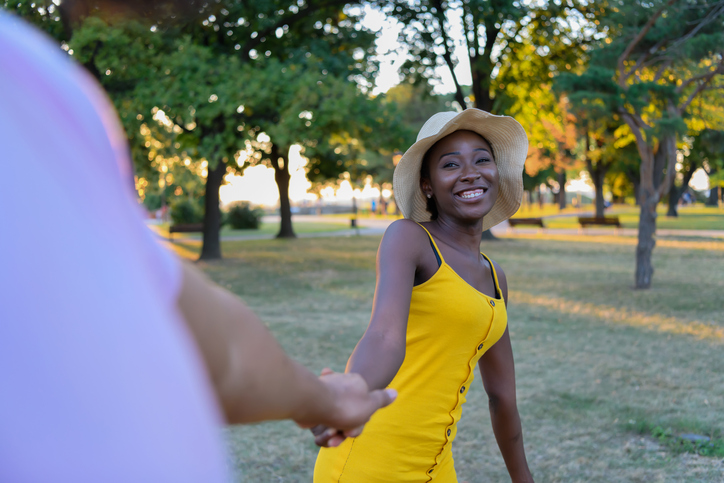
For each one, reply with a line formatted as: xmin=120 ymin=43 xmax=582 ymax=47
xmin=313 ymin=109 xmax=534 ymax=482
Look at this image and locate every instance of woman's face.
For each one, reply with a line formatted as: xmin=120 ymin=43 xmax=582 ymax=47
xmin=421 ymin=130 xmax=499 ymax=223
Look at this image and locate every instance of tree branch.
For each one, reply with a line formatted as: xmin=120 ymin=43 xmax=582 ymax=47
xmin=675 ymin=59 xmax=724 ymax=93
xmin=617 ymin=0 xmax=677 ymax=88
xmin=431 ymin=0 xmax=467 ymax=109
xmin=652 ymin=58 xmax=673 ymax=83
xmin=677 ymin=62 xmax=724 ymax=114
xmin=667 ymin=2 xmax=724 ymax=53
xmin=239 ymin=0 xmax=349 ymax=61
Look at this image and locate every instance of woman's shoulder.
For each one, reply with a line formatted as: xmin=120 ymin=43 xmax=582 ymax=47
xmin=383 ymin=218 xmax=430 ymax=242
xmin=379 ymin=219 xmax=431 ymax=258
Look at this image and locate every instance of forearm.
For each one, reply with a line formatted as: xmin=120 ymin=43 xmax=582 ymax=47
xmin=178 ymin=262 xmax=334 ymax=425
xmin=488 ymin=397 xmax=533 ymax=483
xmin=346 ymin=330 xmax=405 ymax=390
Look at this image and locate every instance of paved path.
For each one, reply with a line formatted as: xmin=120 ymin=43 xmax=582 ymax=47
xmin=161 ymin=214 xmax=724 ymax=242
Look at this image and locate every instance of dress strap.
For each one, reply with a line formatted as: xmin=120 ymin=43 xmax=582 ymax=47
xmin=480 ymin=252 xmax=501 ymax=299
xmin=415 ymin=222 xmax=444 ymax=267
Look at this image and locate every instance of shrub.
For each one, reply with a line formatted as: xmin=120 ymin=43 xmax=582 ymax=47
xmin=170 ymin=199 xmax=204 ymax=225
xmin=226 ymin=202 xmax=263 ymax=230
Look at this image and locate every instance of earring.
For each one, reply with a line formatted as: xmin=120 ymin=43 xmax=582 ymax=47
xmin=426 ymin=194 xmax=432 ymax=199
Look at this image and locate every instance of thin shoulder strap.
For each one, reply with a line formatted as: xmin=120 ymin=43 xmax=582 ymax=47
xmin=480 ymin=252 xmax=502 ymax=299
xmin=415 ymin=222 xmax=444 ymax=267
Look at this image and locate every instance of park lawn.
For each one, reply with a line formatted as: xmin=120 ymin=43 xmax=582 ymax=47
xmin=148 ymin=220 xmax=350 ymax=240
xmin=512 ymin=204 xmax=585 ymax=219
xmin=542 ymin=204 xmax=724 ymax=231
xmin=170 ymin=235 xmax=724 ymax=482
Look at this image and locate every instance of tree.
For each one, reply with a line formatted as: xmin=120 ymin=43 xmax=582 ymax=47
xmin=10 ymin=0 xmax=406 ymax=255
xmin=558 ymin=0 xmax=724 ymax=288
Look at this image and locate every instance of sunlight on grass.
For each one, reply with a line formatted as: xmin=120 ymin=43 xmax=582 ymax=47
xmin=160 ymin=240 xmax=201 ymax=259
xmin=513 ymin=204 xmax=724 ymax=231
xmin=499 ymin=233 xmax=724 ymax=251
xmin=511 ymin=290 xmax=724 ymax=341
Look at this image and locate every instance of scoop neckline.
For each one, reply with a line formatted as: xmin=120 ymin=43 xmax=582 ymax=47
xmin=414 ymin=259 xmax=502 ymax=301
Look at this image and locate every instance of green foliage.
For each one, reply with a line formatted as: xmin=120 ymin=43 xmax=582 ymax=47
xmin=170 ymin=198 xmax=203 ymax=225
xmin=2 ymin=0 xmax=65 ymax=41
xmin=225 ymin=202 xmax=263 ymax=230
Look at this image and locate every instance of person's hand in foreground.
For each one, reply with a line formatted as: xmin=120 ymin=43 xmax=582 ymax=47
xmin=177 ymin=262 xmax=396 ymax=434
xmin=307 ymin=368 xmax=397 ymax=447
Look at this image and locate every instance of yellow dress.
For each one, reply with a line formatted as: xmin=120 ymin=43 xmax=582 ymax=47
xmin=314 ymin=224 xmax=508 ymax=482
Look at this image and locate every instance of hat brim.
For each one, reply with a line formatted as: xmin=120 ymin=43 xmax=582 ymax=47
xmin=393 ymin=109 xmax=528 ymax=232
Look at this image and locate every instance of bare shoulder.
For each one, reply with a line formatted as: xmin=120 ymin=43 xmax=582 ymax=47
xmin=381 ymin=219 xmax=429 ymax=248
xmin=378 ymin=219 xmax=430 ymax=264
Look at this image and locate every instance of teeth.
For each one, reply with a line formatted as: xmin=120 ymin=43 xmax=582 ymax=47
xmin=459 ymin=189 xmax=483 ymax=199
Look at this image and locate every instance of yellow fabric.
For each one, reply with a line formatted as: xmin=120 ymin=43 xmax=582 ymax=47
xmin=314 ymin=225 xmax=508 ymax=482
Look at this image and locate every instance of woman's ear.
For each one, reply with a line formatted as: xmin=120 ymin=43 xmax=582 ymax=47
xmin=420 ymin=178 xmax=433 ymax=199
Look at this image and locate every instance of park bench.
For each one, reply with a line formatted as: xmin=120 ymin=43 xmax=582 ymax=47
xmin=507 ymin=217 xmax=545 ymax=232
xmin=168 ymin=223 xmax=204 ymax=240
xmin=577 ymin=216 xmax=622 ymax=234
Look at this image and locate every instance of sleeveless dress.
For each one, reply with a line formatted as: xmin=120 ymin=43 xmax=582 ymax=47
xmin=314 ymin=224 xmax=508 ymax=482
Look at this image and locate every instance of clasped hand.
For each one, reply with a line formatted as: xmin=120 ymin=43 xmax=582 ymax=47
xmin=298 ymin=368 xmax=396 ymax=447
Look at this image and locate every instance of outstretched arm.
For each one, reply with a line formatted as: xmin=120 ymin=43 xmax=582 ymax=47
xmin=345 ymin=220 xmax=423 ymax=389
xmin=313 ymin=220 xmax=424 ymax=446
xmin=176 ymin=261 xmax=395 ymax=430
xmin=478 ymin=262 xmax=533 ymax=482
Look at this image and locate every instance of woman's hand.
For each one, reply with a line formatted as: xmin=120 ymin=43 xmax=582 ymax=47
xmin=300 ymin=368 xmax=396 ymax=446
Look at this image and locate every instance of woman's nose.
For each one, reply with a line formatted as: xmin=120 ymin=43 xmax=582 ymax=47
xmin=460 ymin=165 xmax=481 ymax=181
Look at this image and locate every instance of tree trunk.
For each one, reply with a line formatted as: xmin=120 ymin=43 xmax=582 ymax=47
xmin=270 ymin=143 xmax=296 ymax=238
xmin=593 ymin=168 xmax=605 ymax=218
xmin=707 ymin=186 xmax=720 ymax=207
xmin=635 ymin=190 xmax=657 ymax=289
xmin=666 ymin=183 xmax=679 ymax=217
xmin=199 ymin=158 xmax=227 ymax=260
xmin=558 ymin=170 xmax=567 ymax=210
xmin=653 ymin=148 xmax=666 ymax=190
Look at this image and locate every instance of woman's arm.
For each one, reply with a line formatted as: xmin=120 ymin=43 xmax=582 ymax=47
xmin=478 ymin=262 xmax=533 ymax=483
xmin=312 ymin=220 xmax=424 ymax=447
xmin=345 ymin=219 xmax=424 ymax=390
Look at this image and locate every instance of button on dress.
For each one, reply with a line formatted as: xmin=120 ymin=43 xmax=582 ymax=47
xmin=314 ymin=225 xmax=508 ymax=482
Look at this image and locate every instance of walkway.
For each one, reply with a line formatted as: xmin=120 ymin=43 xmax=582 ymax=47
xmin=161 ymin=214 xmax=724 ymax=242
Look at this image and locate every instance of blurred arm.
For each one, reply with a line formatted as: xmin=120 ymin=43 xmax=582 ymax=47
xmin=176 ymin=261 xmax=394 ymax=428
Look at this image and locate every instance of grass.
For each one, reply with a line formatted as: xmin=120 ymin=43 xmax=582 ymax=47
xmin=148 ymin=220 xmax=350 ymax=240
xmin=535 ymin=204 xmax=724 ymax=231
xmin=168 ymin=234 xmax=724 ymax=482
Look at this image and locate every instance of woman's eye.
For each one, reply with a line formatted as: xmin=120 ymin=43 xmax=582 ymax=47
xmin=476 ymin=158 xmax=491 ymax=163
xmin=443 ymin=162 xmax=457 ymax=168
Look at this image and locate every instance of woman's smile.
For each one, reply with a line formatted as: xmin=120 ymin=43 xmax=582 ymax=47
xmin=455 ymin=187 xmax=487 ymax=200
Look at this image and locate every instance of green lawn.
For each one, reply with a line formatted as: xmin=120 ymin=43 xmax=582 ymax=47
xmin=148 ymin=220 xmax=350 ymax=240
xmin=522 ymin=204 xmax=724 ymax=231
xmin=173 ymin=235 xmax=724 ymax=482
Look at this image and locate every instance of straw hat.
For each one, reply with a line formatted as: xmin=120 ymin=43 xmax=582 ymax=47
xmin=393 ymin=109 xmax=528 ymax=231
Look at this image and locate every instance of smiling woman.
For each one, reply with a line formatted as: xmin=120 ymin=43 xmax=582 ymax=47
xmin=313 ymin=109 xmax=534 ymax=483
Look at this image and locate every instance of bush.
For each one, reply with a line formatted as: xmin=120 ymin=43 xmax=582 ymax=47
xmin=170 ymin=199 xmax=204 ymax=225
xmin=226 ymin=202 xmax=263 ymax=230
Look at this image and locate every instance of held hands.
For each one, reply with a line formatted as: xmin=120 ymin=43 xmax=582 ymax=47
xmin=300 ymin=368 xmax=396 ymax=447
